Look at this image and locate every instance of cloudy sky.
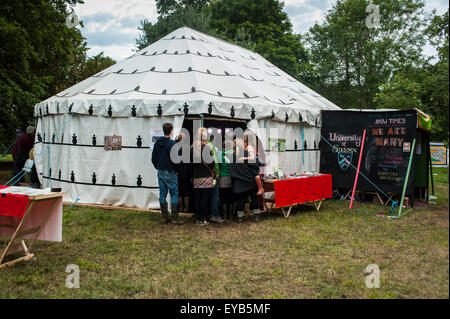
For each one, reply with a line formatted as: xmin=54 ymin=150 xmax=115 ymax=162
xmin=73 ymin=0 xmax=449 ymax=61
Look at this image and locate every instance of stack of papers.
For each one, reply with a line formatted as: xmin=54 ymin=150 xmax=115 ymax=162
xmin=0 ymin=186 xmax=53 ymax=197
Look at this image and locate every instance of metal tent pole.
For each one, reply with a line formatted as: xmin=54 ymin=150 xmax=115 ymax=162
xmin=398 ymin=138 xmax=416 ymax=217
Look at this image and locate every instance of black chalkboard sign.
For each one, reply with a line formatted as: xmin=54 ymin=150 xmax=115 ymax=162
xmin=320 ymin=110 xmax=417 ymax=196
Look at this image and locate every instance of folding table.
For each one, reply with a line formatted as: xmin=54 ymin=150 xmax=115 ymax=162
xmin=0 ymin=186 xmax=64 ymax=269
xmin=262 ymin=174 xmax=332 ymax=218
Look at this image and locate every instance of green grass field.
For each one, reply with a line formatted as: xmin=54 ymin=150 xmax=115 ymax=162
xmin=0 ymin=154 xmax=12 ymax=162
xmin=0 ymin=168 xmax=448 ymax=298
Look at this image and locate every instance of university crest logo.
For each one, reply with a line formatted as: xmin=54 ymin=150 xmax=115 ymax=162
xmin=337 ymin=152 xmax=353 ymax=171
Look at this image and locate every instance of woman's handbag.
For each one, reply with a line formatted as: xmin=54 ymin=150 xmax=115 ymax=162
xmin=219 ymin=175 xmax=232 ymax=188
xmin=193 ymin=176 xmax=215 ymax=189
xmin=193 ymin=157 xmax=217 ymax=189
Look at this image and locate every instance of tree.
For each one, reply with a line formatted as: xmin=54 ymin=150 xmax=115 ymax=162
xmin=0 ymin=0 xmax=86 ymax=150
xmin=422 ymin=9 xmax=449 ymax=142
xmin=305 ymin=0 xmax=427 ymax=110
xmin=69 ymin=51 xmax=116 ymax=85
xmin=136 ymin=3 xmax=218 ymax=49
xmin=156 ymin=0 xmax=213 ymax=17
xmin=373 ymin=9 xmax=449 ymax=142
xmin=426 ymin=9 xmax=449 ymax=61
xmin=373 ymin=74 xmax=424 ymax=109
xmin=136 ymin=0 xmax=312 ymax=80
xmin=0 ymin=0 xmax=115 ymax=151
xmin=209 ymin=0 xmax=310 ymax=79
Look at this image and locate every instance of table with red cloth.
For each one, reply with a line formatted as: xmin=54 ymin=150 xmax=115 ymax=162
xmin=262 ymin=174 xmax=332 ymax=218
xmin=0 ymin=186 xmax=64 ymax=269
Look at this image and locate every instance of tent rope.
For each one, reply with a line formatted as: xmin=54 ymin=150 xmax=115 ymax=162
xmin=69 ymin=197 xmax=80 ymax=208
xmin=1 ymin=142 xmax=15 ymax=159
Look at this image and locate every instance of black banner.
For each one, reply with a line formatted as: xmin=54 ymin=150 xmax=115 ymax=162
xmin=320 ymin=110 xmax=417 ymax=196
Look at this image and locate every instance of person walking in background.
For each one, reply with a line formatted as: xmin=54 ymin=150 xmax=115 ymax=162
xmin=12 ymin=126 xmax=34 ymax=185
xmin=219 ymin=139 xmax=234 ymax=221
xmin=151 ymin=122 xmax=184 ymax=225
xmin=190 ymin=127 xmax=216 ymax=226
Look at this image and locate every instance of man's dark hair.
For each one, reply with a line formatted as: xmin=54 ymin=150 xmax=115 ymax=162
xmin=163 ymin=123 xmax=173 ymax=136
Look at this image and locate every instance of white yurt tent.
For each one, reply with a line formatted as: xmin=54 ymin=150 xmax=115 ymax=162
xmin=33 ymin=26 xmax=341 ymax=209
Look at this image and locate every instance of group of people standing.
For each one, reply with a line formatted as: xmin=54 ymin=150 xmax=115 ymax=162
xmin=151 ymin=123 xmax=264 ymax=226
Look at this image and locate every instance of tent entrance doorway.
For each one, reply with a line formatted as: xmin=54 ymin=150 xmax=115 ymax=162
xmin=179 ymin=115 xmax=249 ymax=215
xmin=182 ymin=115 xmax=248 ymax=146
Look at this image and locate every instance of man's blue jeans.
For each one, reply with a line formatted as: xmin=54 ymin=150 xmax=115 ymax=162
xmin=210 ymin=182 xmax=220 ymax=217
xmin=157 ymin=170 xmax=179 ymax=205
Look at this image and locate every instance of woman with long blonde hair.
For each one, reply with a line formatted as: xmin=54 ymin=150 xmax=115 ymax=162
xmin=230 ymin=132 xmax=263 ymax=222
xmin=190 ymin=127 xmax=216 ymax=226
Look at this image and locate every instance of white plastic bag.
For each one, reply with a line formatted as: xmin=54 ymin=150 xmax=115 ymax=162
xmin=23 ymin=159 xmax=34 ymax=173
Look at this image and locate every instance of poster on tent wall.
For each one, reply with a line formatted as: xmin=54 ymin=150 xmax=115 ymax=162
xmin=320 ymin=110 xmax=418 ymax=196
xmin=268 ymin=138 xmax=286 ymax=152
xmin=104 ymin=136 xmax=122 ymax=150
xmin=150 ymin=129 xmax=164 ymax=150
xmin=430 ymin=143 xmax=448 ymax=167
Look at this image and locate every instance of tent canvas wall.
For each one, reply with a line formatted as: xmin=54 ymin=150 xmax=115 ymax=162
xmin=33 ymin=27 xmax=340 ymax=210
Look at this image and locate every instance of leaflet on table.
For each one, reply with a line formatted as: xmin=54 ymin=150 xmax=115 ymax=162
xmin=0 ymin=186 xmax=52 ymax=197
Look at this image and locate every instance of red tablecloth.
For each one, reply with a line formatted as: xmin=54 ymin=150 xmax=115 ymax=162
xmin=0 ymin=186 xmax=29 ymax=218
xmin=273 ymin=174 xmax=332 ymax=208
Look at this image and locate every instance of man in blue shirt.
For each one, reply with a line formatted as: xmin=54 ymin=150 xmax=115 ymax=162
xmin=152 ymin=123 xmax=184 ymax=225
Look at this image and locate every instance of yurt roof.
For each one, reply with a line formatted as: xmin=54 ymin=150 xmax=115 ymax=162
xmin=34 ymin=26 xmax=341 ymax=126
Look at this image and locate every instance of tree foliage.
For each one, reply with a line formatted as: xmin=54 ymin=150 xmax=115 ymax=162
xmin=305 ymin=0 xmax=427 ymax=109
xmin=209 ymin=0 xmax=310 ymax=79
xmin=156 ymin=0 xmax=213 ymax=17
xmin=0 ymin=0 xmax=115 ymax=151
xmin=1 ymin=0 xmax=447 ymax=151
xmin=374 ymin=9 xmax=449 ymax=142
xmin=422 ymin=11 xmax=449 ymax=142
xmin=426 ymin=9 xmax=449 ymax=61
xmin=136 ymin=3 xmax=219 ymax=49
xmin=374 ymin=74 xmax=424 ymax=110
xmin=136 ymin=0 xmax=311 ymax=80
xmin=137 ymin=0 xmax=447 ymax=141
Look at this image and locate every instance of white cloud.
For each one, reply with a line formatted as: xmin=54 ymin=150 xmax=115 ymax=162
xmin=424 ymin=0 xmax=449 ymax=14
xmin=284 ymin=0 xmax=335 ymax=34
xmin=87 ymin=44 xmax=137 ymax=61
xmin=73 ymin=0 xmax=158 ymax=60
xmin=289 ymin=8 xmax=329 ymax=33
xmin=281 ymin=0 xmax=308 ymax=7
xmin=76 ymin=0 xmax=157 ymax=20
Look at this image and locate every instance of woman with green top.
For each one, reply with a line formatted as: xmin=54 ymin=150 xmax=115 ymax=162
xmin=219 ymin=139 xmax=234 ymax=221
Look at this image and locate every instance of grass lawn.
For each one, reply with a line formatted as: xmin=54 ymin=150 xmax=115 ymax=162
xmin=0 ymin=154 xmax=12 ymax=162
xmin=0 ymin=168 xmax=448 ymax=299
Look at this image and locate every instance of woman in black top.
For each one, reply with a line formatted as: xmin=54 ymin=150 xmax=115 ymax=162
xmin=230 ymin=137 xmax=262 ymax=222
xmin=190 ymin=127 xmax=216 ymax=226
xmin=175 ymin=132 xmax=192 ymax=212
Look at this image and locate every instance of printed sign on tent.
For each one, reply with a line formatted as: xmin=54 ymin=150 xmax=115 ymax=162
xmin=430 ymin=143 xmax=448 ymax=167
xmin=320 ymin=110 xmax=418 ymax=197
xmin=104 ymin=136 xmax=122 ymax=150
xmin=150 ymin=129 xmax=164 ymax=150
xmin=268 ymin=138 xmax=286 ymax=152
xmin=403 ymin=142 xmax=411 ymax=153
